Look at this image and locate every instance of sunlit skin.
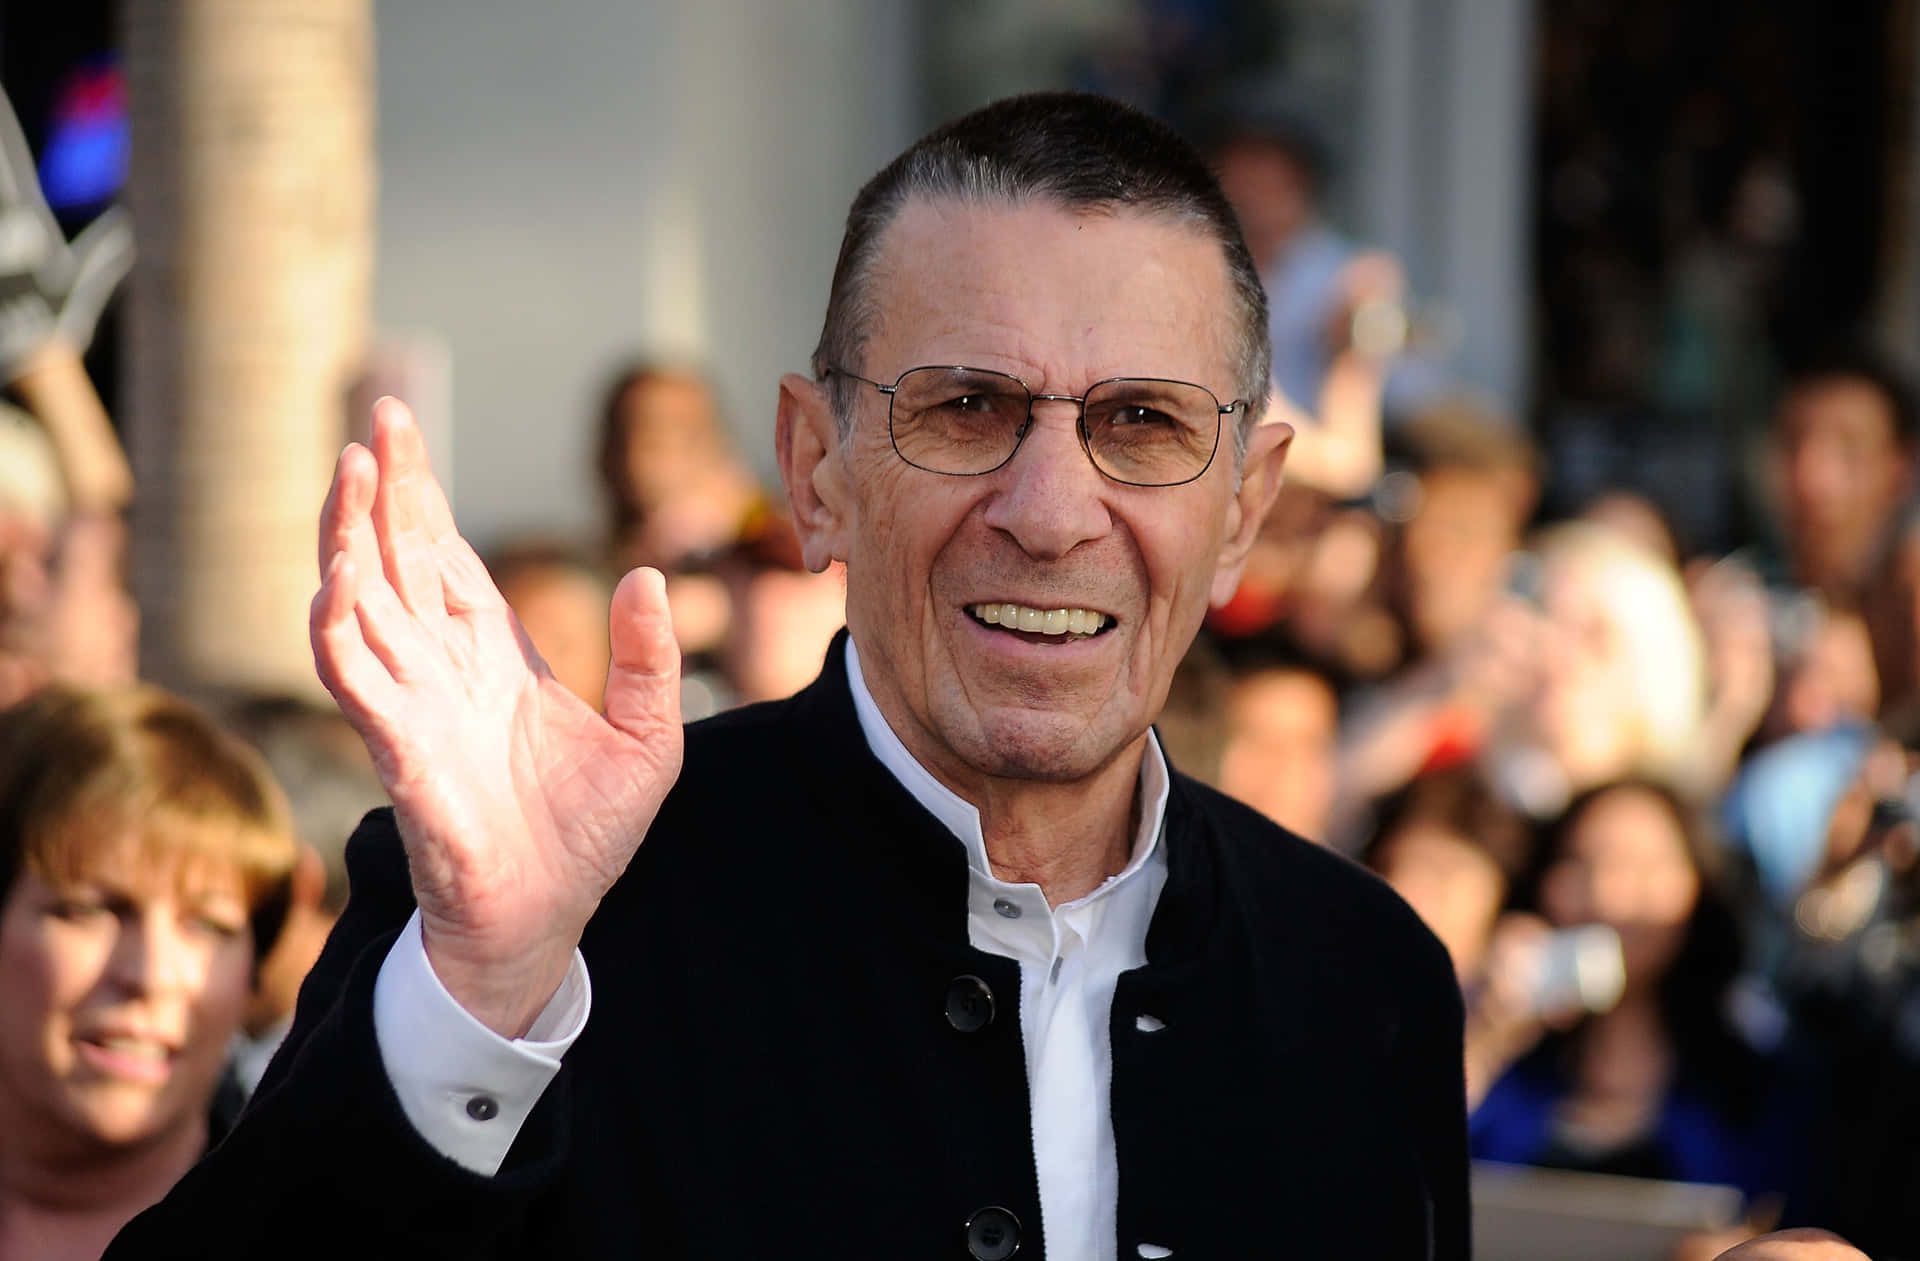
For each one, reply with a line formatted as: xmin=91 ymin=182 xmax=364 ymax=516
xmin=0 ymin=861 xmax=251 ymax=1154
xmin=777 ymin=199 xmax=1290 ymax=901
xmin=0 ymin=848 xmax=253 ymax=1259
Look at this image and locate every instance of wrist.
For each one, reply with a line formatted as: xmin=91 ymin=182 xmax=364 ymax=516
xmin=421 ymin=923 xmax=582 ymax=1039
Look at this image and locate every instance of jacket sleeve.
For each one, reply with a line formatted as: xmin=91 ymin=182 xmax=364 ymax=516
xmin=1397 ymin=927 xmax=1471 ymax=1261
xmin=106 ymin=809 xmax=573 ymax=1259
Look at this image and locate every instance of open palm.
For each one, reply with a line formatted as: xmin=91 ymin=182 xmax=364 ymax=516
xmin=311 ymin=398 xmax=683 ymax=1034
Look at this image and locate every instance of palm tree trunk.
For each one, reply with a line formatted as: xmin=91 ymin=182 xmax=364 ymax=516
xmin=123 ymin=0 xmax=373 ymax=695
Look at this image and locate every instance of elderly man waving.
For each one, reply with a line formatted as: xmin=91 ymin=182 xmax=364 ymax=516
xmin=113 ymin=93 xmax=1466 ymax=1261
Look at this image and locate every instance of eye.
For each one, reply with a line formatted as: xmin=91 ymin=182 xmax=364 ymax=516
xmin=934 ymin=392 xmax=1004 ymax=416
xmin=1109 ymin=404 xmax=1180 ymax=428
xmin=189 ymin=915 xmax=247 ymax=940
xmin=47 ymin=897 xmax=110 ymax=923
xmin=185 ymin=900 xmax=250 ymax=940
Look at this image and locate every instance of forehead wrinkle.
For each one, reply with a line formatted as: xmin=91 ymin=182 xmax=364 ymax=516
xmin=868 ymin=199 xmax=1237 ymax=398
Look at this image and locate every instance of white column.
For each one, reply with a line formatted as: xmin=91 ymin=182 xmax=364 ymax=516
xmin=1356 ymin=0 xmax=1534 ymax=413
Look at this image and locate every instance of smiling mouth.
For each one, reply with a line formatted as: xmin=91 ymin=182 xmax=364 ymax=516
xmin=967 ymin=602 xmax=1113 ymax=643
xmin=75 ymin=1033 xmax=178 ymax=1084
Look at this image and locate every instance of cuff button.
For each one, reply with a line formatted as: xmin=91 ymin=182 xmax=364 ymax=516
xmin=466 ymin=1094 xmax=500 ymax=1122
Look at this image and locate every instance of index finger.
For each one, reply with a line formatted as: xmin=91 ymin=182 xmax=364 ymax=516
xmin=368 ymin=396 xmax=461 ymax=617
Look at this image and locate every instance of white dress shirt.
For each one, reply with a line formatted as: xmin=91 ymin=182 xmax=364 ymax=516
xmin=371 ymin=637 xmax=1170 ymax=1261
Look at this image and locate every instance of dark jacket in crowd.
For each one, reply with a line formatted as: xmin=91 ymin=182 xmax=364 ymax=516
xmin=110 ymin=635 xmax=1468 ymax=1260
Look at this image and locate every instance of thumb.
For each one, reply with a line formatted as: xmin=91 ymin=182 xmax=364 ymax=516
xmin=604 ymin=567 xmax=682 ymax=740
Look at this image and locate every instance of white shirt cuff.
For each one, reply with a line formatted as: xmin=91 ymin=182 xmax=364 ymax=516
xmin=371 ymin=909 xmax=591 ymax=1175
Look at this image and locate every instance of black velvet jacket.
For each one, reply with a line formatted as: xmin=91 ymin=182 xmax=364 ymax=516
xmin=111 ymin=637 xmax=1468 ymax=1259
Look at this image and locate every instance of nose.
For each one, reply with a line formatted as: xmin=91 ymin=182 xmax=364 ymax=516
xmin=978 ymin=402 xmax=1113 ymax=560
xmin=109 ymin=908 xmax=206 ymax=997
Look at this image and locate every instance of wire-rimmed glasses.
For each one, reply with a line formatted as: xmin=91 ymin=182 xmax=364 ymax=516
xmin=823 ymin=364 xmax=1244 ymax=488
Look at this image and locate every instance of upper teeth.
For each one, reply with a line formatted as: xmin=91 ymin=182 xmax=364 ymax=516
xmin=970 ymin=603 xmax=1109 ymax=635
xmin=96 ymin=1036 xmax=167 ymax=1060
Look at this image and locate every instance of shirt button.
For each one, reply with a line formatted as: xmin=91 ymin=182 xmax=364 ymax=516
xmin=944 ymin=975 xmax=996 ymax=1033
xmin=992 ymin=897 xmax=1022 ymax=919
xmin=465 ymin=1095 xmax=500 ymax=1121
xmin=1134 ymin=1013 xmax=1167 ymax=1033
xmin=965 ymin=1205 xmax=1021 ymax=1260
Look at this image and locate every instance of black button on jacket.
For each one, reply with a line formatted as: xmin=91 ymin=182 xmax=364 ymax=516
xmin=110 ymin=633 xmax=1468 ymax=1259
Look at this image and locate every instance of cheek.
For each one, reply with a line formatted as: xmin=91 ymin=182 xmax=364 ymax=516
xmin=0 ymin=921 xmax=106 ymax=1090
xmin=0 ymin=920 xmax=106 ymax=1030
xmin=188 ymin=943 xmax=256 ymax=1047
xmin=1645 ymin=865 xmax=1700 ymax=926
xmin=1145 ymin=522 xmax=1224 ymax=630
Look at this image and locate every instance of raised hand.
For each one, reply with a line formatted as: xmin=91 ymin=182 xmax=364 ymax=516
xmin=310 ymin=398 xmax=683 ymax=1036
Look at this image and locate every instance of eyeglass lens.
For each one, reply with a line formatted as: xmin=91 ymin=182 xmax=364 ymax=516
xmin=887 ymin=366 xmax=1221 ymax=486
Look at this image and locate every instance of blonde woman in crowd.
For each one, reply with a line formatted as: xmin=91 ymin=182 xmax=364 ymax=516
xmin=1339 ymin=518 xmax=1719 ymax=829
xmin=0 ymin=687 xmax=296 ymax=1260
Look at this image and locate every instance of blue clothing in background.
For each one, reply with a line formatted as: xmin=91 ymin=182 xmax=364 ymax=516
xmin=1471 ymin=1048 xmax=1807 ymax=1207
xmin=1722 ymin=724 xmax=1874 ymax=909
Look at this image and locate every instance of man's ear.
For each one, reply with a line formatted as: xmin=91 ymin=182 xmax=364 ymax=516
xmin=776 ymin=373 xmax=853 ymax=573
xmin=1210 ymin=419 xmax=1293 ymax=607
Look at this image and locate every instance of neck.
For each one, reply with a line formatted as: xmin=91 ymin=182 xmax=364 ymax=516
xmin=971 ymin=754 xmax=1142 ymax=906
xmin=0 ymin=1114 xmax=205 ymax=1261
xmin=1573 ymin=990 xmax=1672 ymax=1096
xmin=846 ymin=638 xmax=1153 ymax=907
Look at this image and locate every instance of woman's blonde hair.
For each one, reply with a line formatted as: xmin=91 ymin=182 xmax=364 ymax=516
xmin=1536 ymin=521 xmax=1708 ymax=781
xmin=0 ymin=686 xmax=299 ymax=939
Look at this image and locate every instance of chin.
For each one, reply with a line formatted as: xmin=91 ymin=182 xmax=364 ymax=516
xmin=64 ymin=1086 xmax=186 ymax=1150
xmin=951 ymin=707 xmax=1129 ymax=783
xmin=70 ymin=1105 xmax=169 ymax=1149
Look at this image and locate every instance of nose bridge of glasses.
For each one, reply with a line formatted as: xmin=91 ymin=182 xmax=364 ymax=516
xmin=1025 ymin=390 xmax=1088 ymax=433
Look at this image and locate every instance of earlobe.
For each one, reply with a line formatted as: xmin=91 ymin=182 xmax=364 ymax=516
xmin=775 ymin=373 xmax=852 ymax=573
xmin=1209 ymin=420 xmax=1292 ymax=607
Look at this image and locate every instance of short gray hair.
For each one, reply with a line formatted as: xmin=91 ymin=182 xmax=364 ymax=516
xmin=810 ymin=92 xmax=1271 ymax=462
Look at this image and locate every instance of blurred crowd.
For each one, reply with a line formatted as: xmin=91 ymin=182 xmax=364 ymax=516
xmin=1163 ymin=111 xmax=1920 ymax=1257
xmin=0 ymin=93 xmax=1916 ymax=1260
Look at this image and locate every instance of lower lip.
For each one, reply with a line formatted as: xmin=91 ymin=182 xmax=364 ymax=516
xmin=76 ymin=1039 xmax=174 ymax=1085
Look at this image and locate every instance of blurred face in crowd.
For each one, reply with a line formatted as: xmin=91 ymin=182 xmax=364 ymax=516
xmin=1523 ymin=528 xmax=1703 ymax=795
xmin=1774 ymin=377 xmax=1913 ymax=593
xmin=0 ymin=842 xmax=254 ymax=1155
xmin=615 ymin=373 xmax=731 ymax=509
xmin=1540 ymin=786 xmax=1698 ymax=992
xmin=1776 ymin=605 xmax=1879 ymax=736
xmin=1372 ymin=822 xmax=1505 ymax=981
xmin=498 ymin=563 xmax=611 ymax=711
xmin=725 ymin=564 xmax=847 ymax=705
xmin=785 ymin=198 xmax=1284 ymax=790
xmin=1218 ymin=665 xmax=1338 ymax=840
xmin=1400 ymin=468 xmax=1526 ymax=659
xmin=612 ymin=373 xmax=754 ymax=566
xmin=1213 ymin=139 xmax=1314 ymax=274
